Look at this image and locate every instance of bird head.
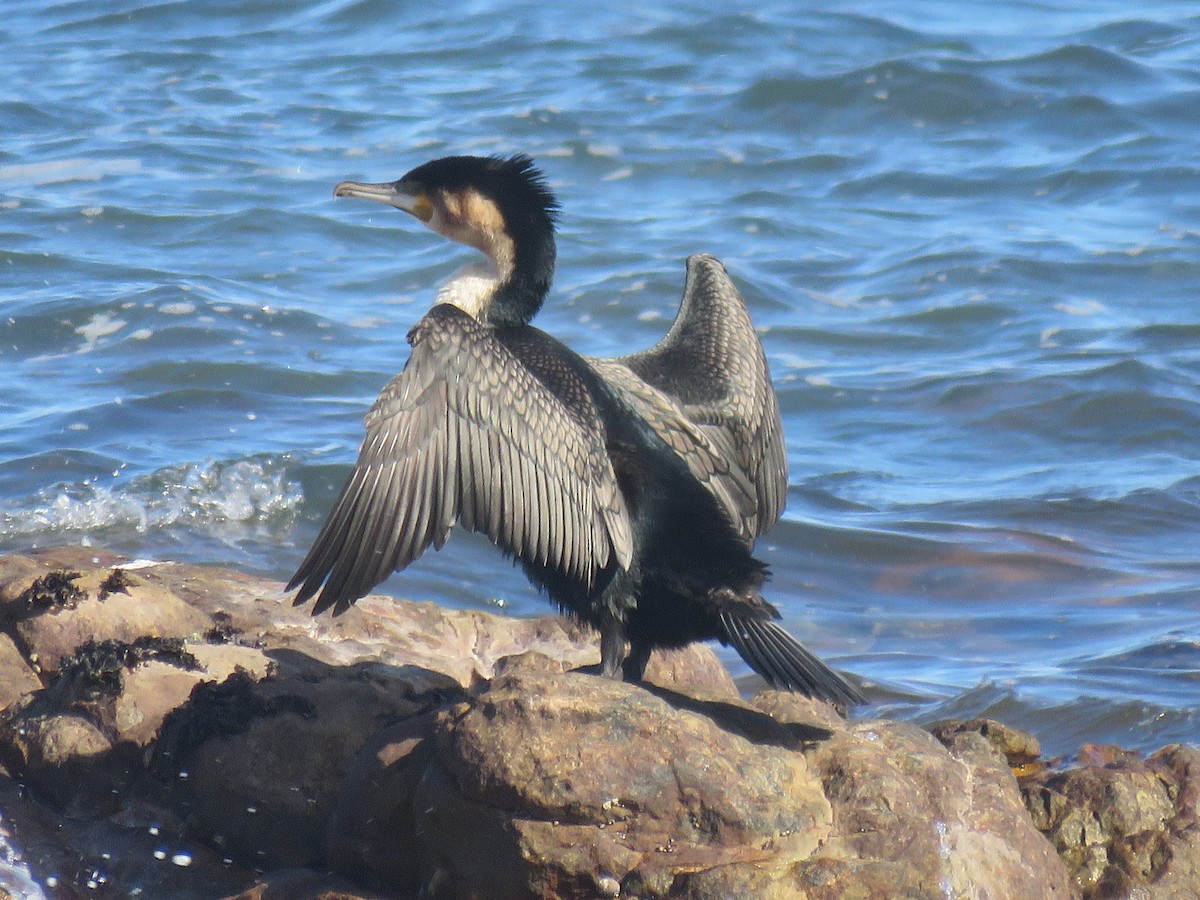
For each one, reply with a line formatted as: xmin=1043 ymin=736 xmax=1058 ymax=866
xmin=334 ymin=154 xmax=559 ymax=326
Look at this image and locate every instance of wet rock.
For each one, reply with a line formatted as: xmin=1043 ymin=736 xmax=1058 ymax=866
xmin=0 ymin=772 xmax=254 ymax=899
xmin=0 ymin=635 xmax=274 ymax=818
xmin=0 ymin=546 xmax=1194 ymax=899
xmin=1022 ymin=743 xmax=1200 ymax=898
xmin=0 ymin=632 xmax=41 ymax=714
xmin=152 ymin=655 xmax=464 ymax=872
xmin=3 ymin=563 xmax=212 ymax=677
xmin=220 ymin=868 xmax=389 ymax=900
xmin=325 ymin=712 xmax=440 ymax=892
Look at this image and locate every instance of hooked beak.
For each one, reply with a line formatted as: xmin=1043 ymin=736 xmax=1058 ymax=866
xmin=333 ymin=179 xmax=434 ymax=223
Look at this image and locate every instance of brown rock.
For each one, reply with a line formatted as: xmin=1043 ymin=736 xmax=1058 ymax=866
xmin=417 ymin=669 xmax=834 ymax=899
xmin=0 ymin=547 xmax=1192 ymax=900
xmin=0 ymin=546 xmax=128 ymax=603
xmin=0 ymin=547 xmax=739 ymax=695
xmin=0 ymin=635 xmax=276 ymax=818
xmin=751 ymin=687 xmax=846 ymax=732
xmin=490 ymin=648 xmax=576 ymax=679
xmin=101 ymin=551 xmax=592 ymax=686
xmin=931 ymin=716 xmax=1043 ymax=767
xmin=4 ymin=564 xmax=211 ymax=676
xmin=219 ymin=868 xmax=389 ymax=900
xmin=491 ymin=642 xmax=740 ymax=700
xmin=325 ymin=712 xmax=439 ymax=892
xmin=1023 ymin=742 xmax=1200 ymax=897
xmin=155 ymin=654 xmax=464 ymax=872
xmin=115 ymin=642 xmax=273 ymax=747
xmin=412 ymin=673 xmax=1076 ymax=899
xmin=640 ymin=644 xmax=740 ymax=699
xmin=0 ymin=707 xmax=123 ymax=815
xmin=785 ymin=719 xmax=1076 ymax=899
xmin=0 ymin=632 xmax=41 ymax=713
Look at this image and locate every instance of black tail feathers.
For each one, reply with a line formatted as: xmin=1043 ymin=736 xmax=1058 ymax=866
xmin=719 ymin=610 xmax=864 ymax=709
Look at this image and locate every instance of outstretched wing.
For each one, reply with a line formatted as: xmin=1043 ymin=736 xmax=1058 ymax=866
xmin=594 ymin=254 xmax=787 ymax=543
xmin=289 ymin=303 xmax=633 ymax=615
xmin=587 ymin=357 xmax=759 ymax=538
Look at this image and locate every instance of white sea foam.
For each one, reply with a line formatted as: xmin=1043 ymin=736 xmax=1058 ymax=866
xmin=0 ymin=808 xmax=50 ymax=900
xmin=74 ymin=313 xmax=126 ymax=351
xmin=0 ymin=157 xmax=141 ymax=185
xmin=0 ymin=458 xmax=303 ymax=541
xmin=1054 ymin=299 xmax=1106 ymax=316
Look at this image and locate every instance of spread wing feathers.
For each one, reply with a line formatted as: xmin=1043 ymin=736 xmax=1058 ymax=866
xmin=719 ymin=609 xmax=864 ymax=708
xmin=289 ymin=304 xmax=633 ymax=616
xmin=587 ymin=357 xmax=758 ymax=542
xmin=604 ymin=253 xmax=788 ymax=540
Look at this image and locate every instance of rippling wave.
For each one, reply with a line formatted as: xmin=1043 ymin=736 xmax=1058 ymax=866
xmin=1 ymin=0 xmax=1198 ymax=753
xmin=0 ymin=457 xmax=302 ymax=563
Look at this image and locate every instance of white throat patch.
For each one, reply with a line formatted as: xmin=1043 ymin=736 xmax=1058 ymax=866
xmin=434 ymin=260 xmax=501 ymax=319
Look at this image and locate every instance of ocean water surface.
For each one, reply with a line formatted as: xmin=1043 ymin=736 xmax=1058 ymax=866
xmin=3 ymin=0 xmax=1199 ymax=773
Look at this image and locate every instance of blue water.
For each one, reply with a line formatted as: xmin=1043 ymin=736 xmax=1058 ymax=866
xmin=3 ymin=0 xmax=1199 ymax=757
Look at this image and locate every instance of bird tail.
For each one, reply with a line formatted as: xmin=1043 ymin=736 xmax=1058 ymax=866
xmin=719 ymin=610 xmax=864 ymax=708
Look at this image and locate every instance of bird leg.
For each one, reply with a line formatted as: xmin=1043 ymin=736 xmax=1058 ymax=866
xmin=599 ymin=617 xmax=627 ymax=680
xmin=621 ymin=641 xmax=652 ymax=683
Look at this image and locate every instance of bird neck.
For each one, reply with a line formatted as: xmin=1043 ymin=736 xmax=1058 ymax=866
xmin=435 ymin=235 xmax=554 ymax=328
xmin=485 ymin=218 xmax=555 ymax=327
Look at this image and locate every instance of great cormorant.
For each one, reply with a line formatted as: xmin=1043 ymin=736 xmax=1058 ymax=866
xmin=288 ymin=154 xmax=862 ymax=707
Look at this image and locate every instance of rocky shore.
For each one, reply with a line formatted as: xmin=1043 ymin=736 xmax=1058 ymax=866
xmin=0 ymin=546 xmax=1195 ymax=899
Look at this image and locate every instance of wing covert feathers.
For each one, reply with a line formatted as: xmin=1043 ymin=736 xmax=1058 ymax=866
xmin=288 ymin=304 xmax=632 ymax=615
xmin=595 ymin=254 xmax=788 ymax=542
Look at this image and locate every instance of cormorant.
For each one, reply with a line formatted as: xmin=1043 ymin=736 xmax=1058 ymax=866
xmin=288 ymin=154 xmax=863 ymax=707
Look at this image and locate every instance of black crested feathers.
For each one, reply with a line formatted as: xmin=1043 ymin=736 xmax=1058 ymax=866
xmin=401 ymin=153 xmax=559 ymax=226
xmin=402 ymin=154 xmax=557 ymax=326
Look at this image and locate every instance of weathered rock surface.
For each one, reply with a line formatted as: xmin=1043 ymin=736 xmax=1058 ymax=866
xmin=0 ymin=545 xmax=1193 ymax=899
xmin=418 ymin=670 xmax=835 ymax=898
xmin=1021 ymin=743 xmax=1200 ymax=898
